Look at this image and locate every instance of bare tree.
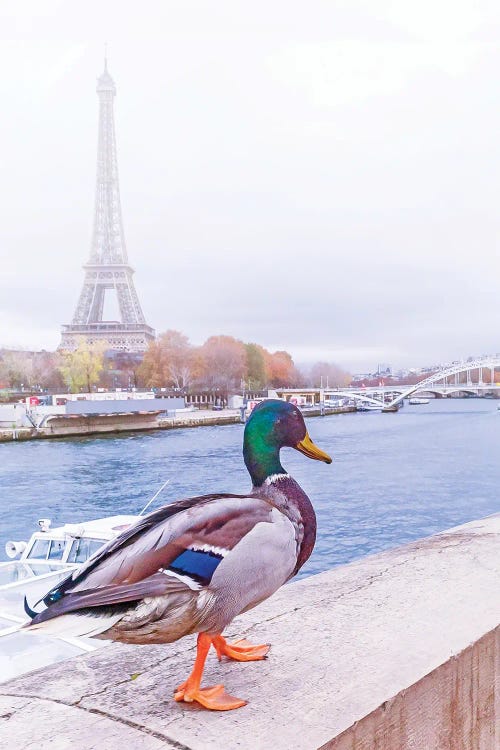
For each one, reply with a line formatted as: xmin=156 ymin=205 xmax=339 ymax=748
xmin=0 ymin=350 xmax=34 ymax=389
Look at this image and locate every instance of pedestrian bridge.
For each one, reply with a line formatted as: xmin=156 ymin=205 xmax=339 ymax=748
xmin=320 ymin=355 xmax=500 ymax=410
xmin=384 ymin=355 xmax=500 ymax=409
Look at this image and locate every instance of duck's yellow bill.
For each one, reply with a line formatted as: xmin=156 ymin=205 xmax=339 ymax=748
xmin=295 ymin=433 xmax=332 ymax=464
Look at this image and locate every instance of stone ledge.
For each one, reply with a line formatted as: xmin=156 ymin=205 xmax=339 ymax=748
xmin=0 ymin=514 xmax=499 ymax=749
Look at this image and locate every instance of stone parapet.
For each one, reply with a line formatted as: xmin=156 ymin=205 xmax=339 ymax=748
xmin=0 ymin=514 xmax=498 ymax=749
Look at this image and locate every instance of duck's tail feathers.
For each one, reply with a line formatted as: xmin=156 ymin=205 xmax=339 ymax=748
xmin=24 ymin=610 xmax=122 ymax=639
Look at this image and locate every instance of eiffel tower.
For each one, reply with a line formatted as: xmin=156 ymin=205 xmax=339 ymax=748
xmin=60 ymin=60 xmax=155 ymax=352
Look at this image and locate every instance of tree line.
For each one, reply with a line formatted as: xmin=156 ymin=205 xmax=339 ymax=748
xmin=0 ymin=331 xmax=352 ymax=394
xmin=138 ymin=331 xmax=303 ymax=391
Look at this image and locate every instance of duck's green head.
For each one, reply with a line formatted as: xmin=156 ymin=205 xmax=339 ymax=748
xmin=243 ymin=399 xmax=332 ymax=486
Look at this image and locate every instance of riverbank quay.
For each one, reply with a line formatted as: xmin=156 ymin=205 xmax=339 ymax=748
xmin=0 ymin=405 xmax=355 ymax=442
xmin=0 ymin=409 xmax=243 ymax=442
xmin=0 ymin=514 xmax=498 ymax=749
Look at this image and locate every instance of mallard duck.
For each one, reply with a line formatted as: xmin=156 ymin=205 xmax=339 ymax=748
xmin=25 ymin=399 xmax=331 ymax=711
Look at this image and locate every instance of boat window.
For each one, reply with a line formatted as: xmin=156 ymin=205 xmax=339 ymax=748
xmin=47 ymin=540 xmax=66 ymax=561
xmin=26 ymin=538 xmax=66 ymax=561
xmin=67 ymin=538 xmax=104 ymax=564
xmin=27 ymin=539 xmax=51 ymax=560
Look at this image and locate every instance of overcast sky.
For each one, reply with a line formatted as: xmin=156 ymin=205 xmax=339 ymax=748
xmin=1 ymin=1 xmax=499 ymax=371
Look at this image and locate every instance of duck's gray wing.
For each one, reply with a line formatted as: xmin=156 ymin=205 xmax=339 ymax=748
xmin=63 ymin=493 xmax=247 ymax=587
xmin=29 ymin=495 xmax=293 ymax=626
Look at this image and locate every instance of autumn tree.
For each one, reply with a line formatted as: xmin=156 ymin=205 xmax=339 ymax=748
xmin=138 ymin=330 xmax=198 ymax=390
xmin=265 ymin=350 xmax=299 ymax=387
xmin=136 ymin=340 xmax=164 ymax=388
xmin=199 ymin=335 xmax=247 ymax=393
xmin=58 ymin=343 xmax=105 ymax=393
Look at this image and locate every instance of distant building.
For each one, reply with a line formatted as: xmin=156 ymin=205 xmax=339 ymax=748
xmin=377 ymin=363 xmax=392 ymax=376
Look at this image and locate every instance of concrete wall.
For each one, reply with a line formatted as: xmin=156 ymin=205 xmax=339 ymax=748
xmin=324 ymin=628 xmax=498 ymax=749
xmin=65 ymin=397 xmax=184 ymax=415
xmin=0 ymin=409 xmax=243 ymax=440
xmin=0 ymin=514 xmax=498 ymax=749
xmin=39 ymin=412 xmax=160 ymax=437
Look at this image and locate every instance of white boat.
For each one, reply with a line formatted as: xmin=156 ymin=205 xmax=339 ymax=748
xmin=323 ymin=398 xmax=352 ymax=410
xmin=408 ymin=397 xmax=430 ymax=405
xmin=0 ymin=514 xmax=138 ymax=682
xmin=356 ymin=403 xmax=382 ymax=412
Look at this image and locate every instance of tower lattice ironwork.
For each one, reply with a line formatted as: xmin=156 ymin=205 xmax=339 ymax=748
xmin=60 ymin=60 xmax=155 ymax=352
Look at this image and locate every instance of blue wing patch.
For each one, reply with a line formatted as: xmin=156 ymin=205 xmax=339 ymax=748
xmin=169 ymin=548 xmax=224 ymax=586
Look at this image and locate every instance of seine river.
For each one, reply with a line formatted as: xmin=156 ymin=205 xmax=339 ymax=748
xmin=1 ymin=399 xmax=499 ymax=578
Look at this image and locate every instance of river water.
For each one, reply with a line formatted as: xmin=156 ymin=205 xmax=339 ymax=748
xmin=0 ymin=399 xmax=498 ymax=578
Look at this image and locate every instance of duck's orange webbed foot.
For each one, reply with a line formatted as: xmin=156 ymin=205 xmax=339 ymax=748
xmin=212 ymin=634 xmax=270 ymax=662
xmin=174 ymin=683 xmax=247 ymax=711
xmin=173 ymin=633 xmax=247 ymax=711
